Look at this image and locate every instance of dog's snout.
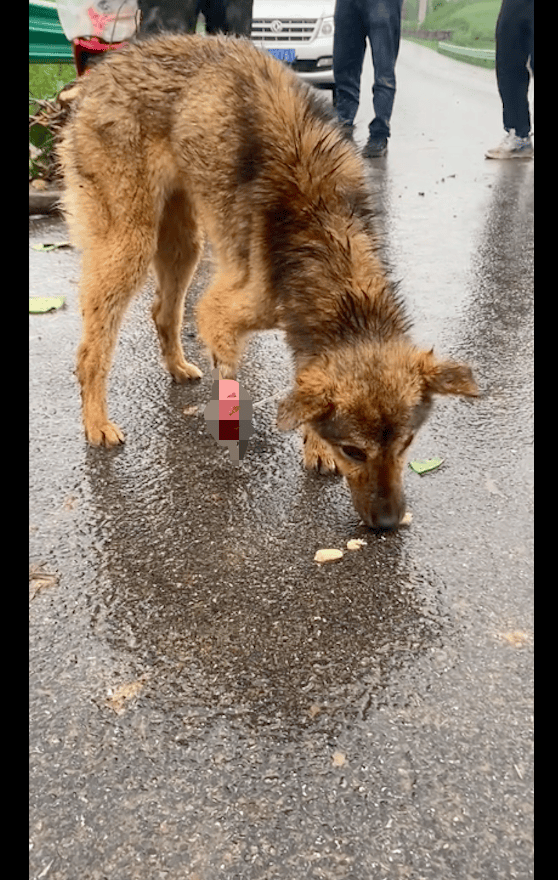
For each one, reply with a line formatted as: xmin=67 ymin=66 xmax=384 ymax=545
xmin=360 ymin=494 xmax=405 ymax=531
xmin=373 ymin=509 xmax=401 ymax=530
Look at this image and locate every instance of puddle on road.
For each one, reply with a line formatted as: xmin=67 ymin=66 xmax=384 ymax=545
xmin=81 ymin=420 xmax=449 ymax=735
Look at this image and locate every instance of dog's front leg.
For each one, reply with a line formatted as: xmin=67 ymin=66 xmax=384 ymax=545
xmin=301 ymin=425 xmax=340 ymax=475
xmin=195 ymin=278 xmax=249 ymax=380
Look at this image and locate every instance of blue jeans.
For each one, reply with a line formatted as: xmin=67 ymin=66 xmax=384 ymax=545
xmin=333 ymin=0 xmax=403 ymax=139
xmin=495 ymin=0 xmax=534 ymax=138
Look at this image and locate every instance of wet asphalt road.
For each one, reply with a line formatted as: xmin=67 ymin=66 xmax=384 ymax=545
xmin=29 ymin=41 xmax=533 ymax=880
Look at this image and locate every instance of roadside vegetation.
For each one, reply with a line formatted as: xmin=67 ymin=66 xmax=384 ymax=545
xmin=402 ymin=0 xmax=499 ymax=68
xmin=404 ymin=0 xmax=499 ymax=48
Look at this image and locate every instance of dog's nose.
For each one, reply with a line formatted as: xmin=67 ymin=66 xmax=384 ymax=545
xmin=367 ymin=496 xmax=404 ymax=530
xmin=373 ymin=511 xmax=401 ymax=530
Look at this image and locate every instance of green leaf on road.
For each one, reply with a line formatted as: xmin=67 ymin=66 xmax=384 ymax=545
xmin=29 ymin=296 xmax=66 ymax=313
xmin=409 ymin=457 xmax=444 ymax=475
xmin=31 ymin=242 xmax=71 ymax=252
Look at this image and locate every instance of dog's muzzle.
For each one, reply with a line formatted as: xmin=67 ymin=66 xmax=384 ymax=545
xmin=355 ymin=490 xmax=405 ymax=531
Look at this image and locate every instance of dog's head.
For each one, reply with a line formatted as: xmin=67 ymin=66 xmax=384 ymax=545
xmin=277 ymin=342 xmax=478 ymax=529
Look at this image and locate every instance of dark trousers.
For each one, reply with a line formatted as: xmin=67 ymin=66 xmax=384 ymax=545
xmin=495 ymin=0 xmax=534 ymax=138
xmin=137 ymin=0 xmax=252 ymax=37
xmin=333 ymin=0 xmax=403 ymax=139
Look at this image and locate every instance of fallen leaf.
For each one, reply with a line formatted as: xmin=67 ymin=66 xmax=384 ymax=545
xmin=29 ymin=578 xmax=58 ymax=601
xmin=29 ymin=296 xmax=66 ymax=313
xmin=400 ymin=511 xmax=413 ymax=526
xmin=106 ymin=678 xmax=146 ymax=714
xmin=308 ymin=704 xmax=321 ymax=718
xmin=183 ymin=405 xmax=199 ymax=416
xmin=409 ymin=458 xmax=444 ymax=475
xmin=497 ymin=630 xmax=530 ymax=648
xmin=31 ymin=241 xmax=72 ymax=251
xmin=29 ymin=565 xmax=59 ymax=601
xmin=314 ymin=548 xmax=343 ymax=564
xmin=36 ymin=859 xmax=54 ymax=879
xmin=332 ymin=751 xmax=346 ymax=767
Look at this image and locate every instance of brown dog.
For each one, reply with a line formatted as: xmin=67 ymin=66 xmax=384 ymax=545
xmin=59 ymin=34 xmax=477 ymax=528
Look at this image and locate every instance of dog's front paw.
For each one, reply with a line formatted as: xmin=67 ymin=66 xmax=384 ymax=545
xmin=169 ymin=358 xmax=203 ymax=383
xmin=85 ymin=420 xmax=125 ymax=447
xmin=302 ymin=426 xmax=339 ymax=475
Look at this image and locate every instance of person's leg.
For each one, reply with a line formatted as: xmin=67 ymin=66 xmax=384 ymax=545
xmin=495 ymin=0 xmax=533 ymax=138
xmin=137 ymin=0 xmax=198 ymax=35
xmin=223 ymin=0 xmax=253 ymax=36
xmin=333 ymin=0 xmax=367 ymax=128
xmin=362 ymin=0 xmax=403 ymax=140
xmin=202 ymin=0 xmax=227 ymax=34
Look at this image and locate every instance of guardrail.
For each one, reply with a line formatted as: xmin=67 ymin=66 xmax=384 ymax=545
xmin=402 ymin=29 xmax=452 ymax=40
xmin=438 ymin=41 xmax=495 ymax=63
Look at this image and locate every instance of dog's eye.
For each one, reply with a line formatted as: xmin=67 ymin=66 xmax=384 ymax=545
xmin=341 ymin=445 xmax=367 ymax=462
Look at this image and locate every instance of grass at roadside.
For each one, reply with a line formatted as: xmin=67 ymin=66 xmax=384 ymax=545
xmin=402 ymin=0 xmax=500 ymax=69
xmin=428 ymin=0 xmax=498 ymax=46
xmin=29 ymin=63 xmax=76 ymax=104
xmin=405 ymin=0 xmax=499 ymax=48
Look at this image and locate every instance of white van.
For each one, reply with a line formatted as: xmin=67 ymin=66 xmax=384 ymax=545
xmin=251 ymin=0 xmax=335 ymax=95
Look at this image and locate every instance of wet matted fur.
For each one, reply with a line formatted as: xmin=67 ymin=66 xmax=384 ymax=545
xmin=59 ymin=33 xmax=478 ymax=528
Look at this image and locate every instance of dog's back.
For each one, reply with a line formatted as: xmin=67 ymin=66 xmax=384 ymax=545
xmin=59 ymin=33 xmax=388 ymax=378
xmin=60 ymin=35 xmax=371 ymax=271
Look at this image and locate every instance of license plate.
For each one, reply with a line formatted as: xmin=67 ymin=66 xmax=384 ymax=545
xmin=266 ymin=48 xmax=296 ymax=63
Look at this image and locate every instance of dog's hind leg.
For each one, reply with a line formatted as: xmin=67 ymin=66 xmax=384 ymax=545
xmin=77 ymin=233 xmax=154 ymax=446
xmin=152 ymin=190 xmax=203 ymax=383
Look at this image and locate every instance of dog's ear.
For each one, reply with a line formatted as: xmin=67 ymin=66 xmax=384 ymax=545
xmin=419 ymin=350 xmax=479 ymax=398
xmin=276 ymin=368 xmax=333 ymax=430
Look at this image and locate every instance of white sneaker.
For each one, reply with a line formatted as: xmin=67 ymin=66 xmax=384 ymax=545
xmin=485 ymin=129 xmax=534 ymax=159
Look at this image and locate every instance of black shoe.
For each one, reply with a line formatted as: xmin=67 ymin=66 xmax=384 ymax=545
xmin=340 ymin=122 xmax=355 ymax=142
xmin=362 ymin=137 xmax=388 ymax=159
